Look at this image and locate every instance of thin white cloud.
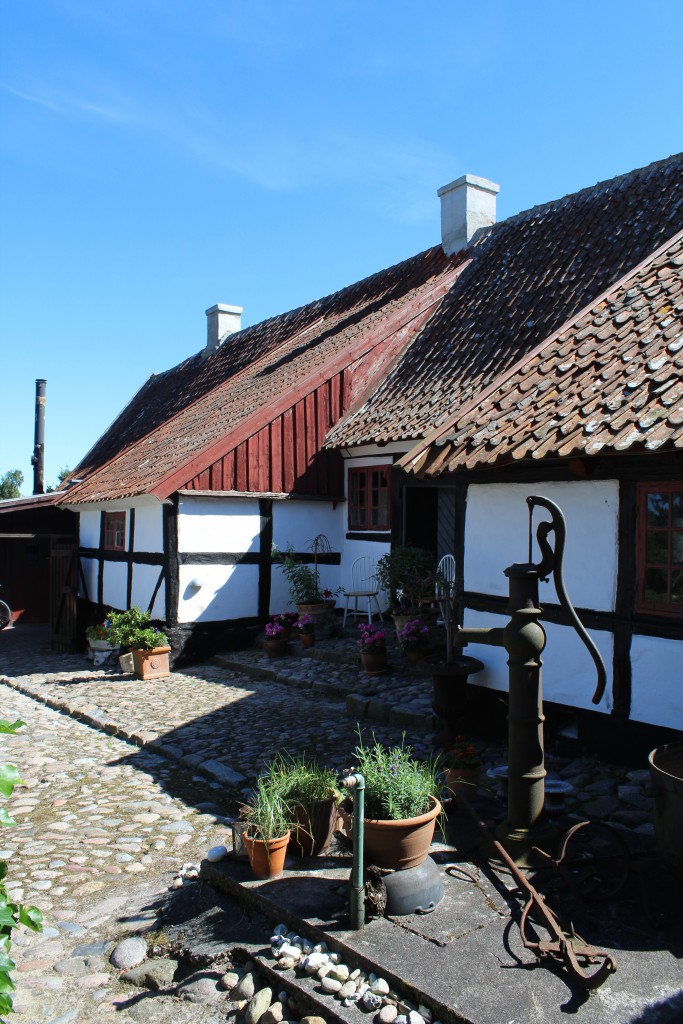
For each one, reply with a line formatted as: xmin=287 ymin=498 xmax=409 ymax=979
xmin=2 ymin=82 xmax=132 ymax=124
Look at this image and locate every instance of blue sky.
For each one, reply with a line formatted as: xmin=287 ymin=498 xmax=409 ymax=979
xmin=1 ymin=0 xmax=682 ymax=494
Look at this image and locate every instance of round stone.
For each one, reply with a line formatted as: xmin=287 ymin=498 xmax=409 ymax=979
xmin=110 ymin=936 xmax=147 ymax=970
xmin=245 ymin=986 xmax=273 ymax=1024
xmin=372 ymin=978 xmax=390 ymax=996
xmin=207 ymin=845 xmax=228 ymax=862
xmin=322 ymin=976 xmax=343 ymax=994
xmin=232 ymin=971 xmax=256 ymax=1000
xmin=275 ymin=956 xmax=296 ymax=971
xmin=379 ymin=1006 xmax=398 ymax=1024
xmin=362 ymin=991 xmax=383 ymax=1012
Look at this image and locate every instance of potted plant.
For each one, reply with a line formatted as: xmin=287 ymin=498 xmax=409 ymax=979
xmin=376 ymin=547 xmax=436 ymax=636
xmin=278 ymin=547 xmax=325 ymax=612
xmin=293 ymin=613 xmax=315 ymax=648
xmin=263 ymin=620 xmax=289 ymax=658
xmin=241 ymin=772 xmax=292 ymax=879
xmin=349 ymin=735 xmax=443 ymax=871
xmin=85 ymin=618 xmax=119 ymax=666
xmin=441 ymin=736 xmax=482 ymax=800
xmin=397 ymin=618 xmax=431 ymax=665
xmin=106 ymin=607 xmax=171 ymax=678
xmin=422 ymin=574 xmax=484 ymax=740
xmin=322 ymin=587 xmax=340 ymax=610
xmin=357 ymin=622 xmax=388 ymax=675
xmin=270 ymin=612 xmax=298 ymax=640
xmin=270 ymin=754 xmax=339 ymax=857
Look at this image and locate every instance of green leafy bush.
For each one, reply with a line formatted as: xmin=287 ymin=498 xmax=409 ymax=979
xmin=0 ymin=719 xmax=43 ymax=1020
xmin=375 ymin=547 xmax=436 ymax=612
xmin=105 ymin=608 xmax=168 ymax=650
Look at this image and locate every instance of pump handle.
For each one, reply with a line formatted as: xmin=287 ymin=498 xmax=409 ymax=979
xmin=527 ymin=496 xmax=606 ymax=706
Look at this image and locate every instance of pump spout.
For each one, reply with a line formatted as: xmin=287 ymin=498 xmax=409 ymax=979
xmin=456 ymin=626 xmax=505 ymax=648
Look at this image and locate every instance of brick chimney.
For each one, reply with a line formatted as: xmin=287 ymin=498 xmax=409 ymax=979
xmin=438 ymin=174 xmax=499 ymax=254
xmin=205 ymin=303 xmax=243 ymax=353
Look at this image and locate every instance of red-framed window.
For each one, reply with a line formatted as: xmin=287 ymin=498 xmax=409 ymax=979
xmin=348 ymin=466 xmax=391 ymax=530
xmin=636 ymin=482 xmax=683 ymax=616
xmin=103 ymin=511 xmax=126 ymax=552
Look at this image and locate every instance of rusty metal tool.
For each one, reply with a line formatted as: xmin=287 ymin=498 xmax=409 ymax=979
xmin=456 ymin=794 xmax=617 ymax=990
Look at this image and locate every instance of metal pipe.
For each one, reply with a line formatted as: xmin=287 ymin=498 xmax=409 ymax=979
xmin=340 ymin=772 xmax=365 ymax=930
xmin=31 ymin=379 xmax=46 ymax=495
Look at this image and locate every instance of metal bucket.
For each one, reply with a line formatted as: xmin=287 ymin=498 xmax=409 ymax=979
xmin=648 ymin=742 xmax=683 ymax=876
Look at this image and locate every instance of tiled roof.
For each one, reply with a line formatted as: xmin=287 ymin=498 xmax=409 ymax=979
xmin=326 ymin=153 xmax=683 ymax=449
xmin=401 ymin=231 xmax=683 ymax=477
xmin=59 ymin=246 xmax=458 ymax=504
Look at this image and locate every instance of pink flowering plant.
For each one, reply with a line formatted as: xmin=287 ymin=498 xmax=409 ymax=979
xmin=398 ymin=618 xmax=430 ymax=652
xmin=265 ymin=621 xmax=287 ymax=639
xmin=294 ymin=614 xmax=314 ymax=634
xmin=357 ymin=623 xmax=386 ymax=651
xmin=271 ymin=612 xmax=298 ymax=629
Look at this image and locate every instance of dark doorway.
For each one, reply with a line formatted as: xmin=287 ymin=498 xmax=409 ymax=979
xmin=404 ymin=487 xmax=439 ymax=555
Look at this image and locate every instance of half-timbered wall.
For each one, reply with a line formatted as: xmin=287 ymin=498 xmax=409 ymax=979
xmin=77 ymin=501 xmax=165 ymax=619
xmin=460 ymin=478 xmax=683 ymax=732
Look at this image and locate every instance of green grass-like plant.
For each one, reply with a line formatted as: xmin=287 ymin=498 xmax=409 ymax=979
xmin=269 ymin=753 xmax=338 ymax=806
xmin=242 ymin=771 xmax=292 ymax=842
xmin=354 ymin=732 xmax=442 ymax=821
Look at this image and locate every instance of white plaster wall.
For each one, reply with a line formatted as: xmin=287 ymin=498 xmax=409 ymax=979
xmin=630 ymin=635 xmax=683 ymax=730
xmin=270 ymin=499 xmax=345 ymax=614
xmin=178 ymin=496 xmax=261 ymax=553
xmin=130 ymin=564 xmax=165 ymax=619
xmin=134 ymin=505 xmax=163 ymax=553
xmin=178 ymin=564 xmax=259 ymax=623
xmin=80 ymin=557 xmax=98 ymax=602
xmin=79 ymin=511 xmax=100 ymax=549
xmin=465 ymin=481 xmax=619 ymax=612
xmin=462 ymin=609 xmax=613 ymax=714
xmin=103 ymin=562 xmax=128 ymax=612
xmin=272 ymin=500 xmax=343 ymax=553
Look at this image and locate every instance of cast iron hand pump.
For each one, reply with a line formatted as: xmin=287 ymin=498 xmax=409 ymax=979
xmin=457 ymin=494 xmax=607 ymax=861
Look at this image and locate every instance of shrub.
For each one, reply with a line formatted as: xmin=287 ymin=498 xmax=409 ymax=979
xmin=353 ymin=733 xmax=442 ymax=821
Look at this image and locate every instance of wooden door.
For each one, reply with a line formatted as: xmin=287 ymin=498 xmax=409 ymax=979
xmin=50 ymin=540 xmax=79 ymax=651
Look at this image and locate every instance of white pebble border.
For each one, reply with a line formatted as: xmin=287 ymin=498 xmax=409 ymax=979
xmin=268 ymin=924 xmax=442 ymax=1023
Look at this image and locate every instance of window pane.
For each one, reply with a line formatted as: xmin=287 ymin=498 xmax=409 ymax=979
xmin=644 ymin=567 xmax=668 ymax=604
xmin=673 ymin=532 xmax=683 ymax=565
xmin=647 ymin=492 xmax=669 ymax=526
xmin=673 ymin=494 xmax=683 ymax=528
xmin=673 ymin=571 xmax=683 ymax=605
xmin=647 ymin=531 xmax=669 ymax=564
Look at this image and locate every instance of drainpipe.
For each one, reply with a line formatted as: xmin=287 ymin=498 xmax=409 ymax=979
xmin=340 ymin=773 xmax=365 ymax=929
xmin=31 ymin=379 xmax=46 ymax=495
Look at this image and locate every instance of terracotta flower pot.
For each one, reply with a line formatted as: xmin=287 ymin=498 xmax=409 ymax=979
xmin=360 ymin=648 xmax=388 ymax=675
xmin=404 ymin=647 xmax=424 ymax=665
xmin=363 ymin=796 xmax=441 ymax=871
xmin=263 ymin=638 xmax=289 ymax=658
xmin=243 ymin=830 xmax=290 ymax=879
xmin=131 ymin=646 xmax=171 ymax=680
xmin=289 ymin=798 xmax=339 ymax=857
xmin=299 ymin=632 xmax=315 ymax=648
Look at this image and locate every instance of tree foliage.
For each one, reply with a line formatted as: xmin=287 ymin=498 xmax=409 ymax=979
xmin=0 ymin=473 xmax=23 ymax=501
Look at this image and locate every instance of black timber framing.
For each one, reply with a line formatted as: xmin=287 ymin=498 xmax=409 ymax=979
xmin=393 ymin=450 xmax=683 ymax=735
xmin=163 ymin=498 xmax=180 ymax=629
xmin=258 ymin=498 xmax=273 ymax=620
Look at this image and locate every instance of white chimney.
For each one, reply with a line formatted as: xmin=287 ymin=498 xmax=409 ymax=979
xmin=438 ymin=174 xmax=499 ymax=255
xmin=205 ymin=303 xmax=243 ymax=352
